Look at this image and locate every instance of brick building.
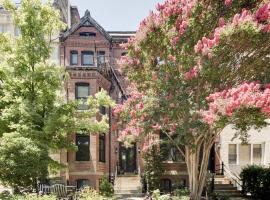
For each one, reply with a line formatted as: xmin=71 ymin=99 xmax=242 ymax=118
xmin=57 ymin=9 xmax=189 ymax=192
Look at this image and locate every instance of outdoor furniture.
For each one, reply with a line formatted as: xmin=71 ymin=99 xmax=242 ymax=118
xmin=38 ymin=184 xmax=51 ymax=195
xmin=52 ymin=184 xmax=76 ymax=200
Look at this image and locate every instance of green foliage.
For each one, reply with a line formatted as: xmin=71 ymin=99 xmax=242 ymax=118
xmin=0 ymin=0 xmax=115 ymax=189
xmin=152 ymin=189 xmax=171 ymax=200
xmin=0 ymin=192 xmax=56 ymax=200
xmin=173 ymin=188 xmax=190 ymax=198
xmin=240 ymin=165 xmax=270 ymax=199
xmin=0 ymin=133 xmax=52 ymax=188
xmin=143 ymin=145 xmax=164 ymax=192
xmin=210 ymin=192 xmax=229 ymax=200
xmin=76 ymin=187 xmax=103 ymax=200
xmin=99 ymin=176 xmax=114 ymax=197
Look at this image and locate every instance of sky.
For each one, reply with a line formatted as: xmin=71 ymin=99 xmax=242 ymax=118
xmin=70 ymin=0 xmax=164 ymax=31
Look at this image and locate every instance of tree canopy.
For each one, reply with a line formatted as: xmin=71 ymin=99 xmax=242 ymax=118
xmin=0 ymin=0 xmax=114 ymax=189
xmin=115 ymin=0 xmax=270 ymax=199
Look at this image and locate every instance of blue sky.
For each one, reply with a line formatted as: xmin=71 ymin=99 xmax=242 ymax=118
xmin=70 ymin=0 xmax=164 ymax=31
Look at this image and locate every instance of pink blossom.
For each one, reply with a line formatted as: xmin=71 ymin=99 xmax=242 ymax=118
xmin=152 ymin=124 xmax=162 ymax=130
xmin=184 ymin=66 xmax=199 ymax=80
xmin=224 ymin=0 xmax=232 ymax=7
xmin=201 ymin=82 xmax=270 ymax=125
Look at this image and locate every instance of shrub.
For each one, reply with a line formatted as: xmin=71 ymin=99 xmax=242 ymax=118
xmin=152 ymin=189 xmax=171 ymax=200
xmin=173 ymin=188 xmax=190 ymax=198
xmin=240 ymin=165 xmax=270 ymax=199
xmin=210 ymin=192 xmax=229 ymax=200
xmin=143 ymin=145 xmax=164 ymax=192
xmin=99 ymin=176 xmax=114 ymax=197
xmin=76 ymin=187 xmax=103 ymax=200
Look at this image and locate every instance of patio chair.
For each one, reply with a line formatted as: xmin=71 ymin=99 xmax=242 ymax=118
xmin=38 ymin=184 xmax=51 ymax=195
xmin=52 ymin=184 xmax=75 ymax=200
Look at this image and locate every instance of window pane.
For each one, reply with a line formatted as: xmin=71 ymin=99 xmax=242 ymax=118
xmin=239 ymin=144 xmax=251 ymax=165
xmin=76 ymin=135 xmax=90 ymax=161
xmin=228 ymin=144 xmax=237 ymax=164
xmin=82 ymin=52 xmax=94 ymax=65
xmin=77 ymin=86 xmax=89 ymax=98
xmin=76 ymin=179 xmax=89 ymax=189
xmin=99 ymin=135 xmax=105 ymax=162
xmin=253 ymin=144 xmax=262 ymax=164
xmin=71 ymin=51 xmax=78 ymax=65
xmin=98 ymin=51 xmax=105 ymax=64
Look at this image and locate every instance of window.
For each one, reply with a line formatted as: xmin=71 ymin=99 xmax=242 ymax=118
xmin=75 ymin=83 xmax=89 ymax=110
xmin=160 ymin=132 xmax=184 ymax=162
xmin=239 ymin=144 xmax=251 ymax=165
xmin=160 ymin=179 xmax=172 ymax=193
xmin=70 ymin=50 xmax=78 ymax=65
xmin=99 ymin=134 xmax=106 ymax=163
xmin=79 ymin=32 xmax=96 ymax=37
xmin=0 ymin=24 xmax=8 ymax=33
xmin=15 ymin=27 xmax=20 ymax=36
xmin=76 ymin=179 xmax=90 ymax=189
xmin=253 ymin=144 xmax=262 ymax=164
xmin=121 ymin=52 xmax=127 ymax=56
xmin=81 ymin=51 xmax=94 ymax=66
xmin=228 ymin=144 xmax=237 ymax=164
xmin=76 ymin=134 xmax=90 ymax=161
xmin=97 ymin=51 xmax=105 ymax=64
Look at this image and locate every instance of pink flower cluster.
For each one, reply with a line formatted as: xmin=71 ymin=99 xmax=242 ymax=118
xmin=127 ymin=0 xmax=196 ymax=49
xmin=195 ymin=2 xmax=270 ymax=57
xmin=184 ymin=66 xmax=199 ymax=80
xmin=201 ymin=82 xmax=270 ymax=125
xmin=195 ymin=9 xmax=255 ymax=57
xmin=117 ymin=55 xmax=141 ymax=69
xmin=224 ymin=0 xmax=233 ymax=7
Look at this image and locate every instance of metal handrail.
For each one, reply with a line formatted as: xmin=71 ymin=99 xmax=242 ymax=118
xmin=214 ymin=147 xmax=242 ymax=190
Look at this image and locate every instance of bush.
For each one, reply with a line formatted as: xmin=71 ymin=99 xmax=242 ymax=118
xmin=210 ymin=192 xmax=229 ymax=200
xmin=99 ymin=176 xmax=114 ymax=197
xmin=143 ymin=145 xmax=164 ymax=192
xmin=76 ymin=187 xmax=103 ymax=200
xmin=152 ymin=189 xmax=171 ymax=200
xmin=240 ymin=165 xmax=270 ymax=199
xmin=0 ymin=192 xmax=56 ymax=200
xmin=173 ymin=188 xmax=190 ymax=198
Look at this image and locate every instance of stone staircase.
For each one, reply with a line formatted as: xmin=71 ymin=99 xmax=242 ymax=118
xmin=214 ymin=175 xmax=243 ymax=198
xmin=114 ymin=175 xmax=144 ymax=199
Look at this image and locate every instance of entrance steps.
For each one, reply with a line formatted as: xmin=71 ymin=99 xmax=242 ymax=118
xmin=114 ymin=175 xmax=144 ymax=199
xmin=214 ymin=175 xmax=242 ymax=198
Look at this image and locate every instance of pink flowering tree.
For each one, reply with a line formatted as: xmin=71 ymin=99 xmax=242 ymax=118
xmin=115 ymin=0 xmax=270 ymax=199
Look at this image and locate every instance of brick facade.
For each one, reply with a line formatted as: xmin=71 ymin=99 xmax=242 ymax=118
xmin=58 ymin=9 xmax=189 ymax=191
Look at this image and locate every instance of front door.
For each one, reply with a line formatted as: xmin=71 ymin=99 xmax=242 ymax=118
xmin=119 ymin=143 xmax=137 ymax=173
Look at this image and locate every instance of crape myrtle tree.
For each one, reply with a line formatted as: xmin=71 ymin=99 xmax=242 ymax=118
xmin=114 ymin=0 xmax=270 ymax=199
xmin=0 ymin=0 xmax=114 ymax=189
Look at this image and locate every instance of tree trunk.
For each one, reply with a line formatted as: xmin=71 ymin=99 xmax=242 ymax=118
xmin=186 ymin=138 xmax=214 ymax=200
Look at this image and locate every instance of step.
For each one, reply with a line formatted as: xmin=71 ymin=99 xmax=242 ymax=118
xmin=115 ymin=193 xmax=145 ymax=199
xmin=214 ymin=190 xmax=243 ymax=197
xmin=214 ymin=184 xmax=236 ymax=190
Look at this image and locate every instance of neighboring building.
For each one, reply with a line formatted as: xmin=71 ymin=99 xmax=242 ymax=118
xmin=0 ymin=3 xmax=20 ymax=36
xmin=219 ymin=124 xmax=270 ymax=175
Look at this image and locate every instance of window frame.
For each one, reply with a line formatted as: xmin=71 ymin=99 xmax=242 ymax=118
xmin=99 ymin=134 xmax=106 ymax=163
xmin=79 ymin=32 xmax=96 ymax=37
xmin=81 ymin=51 xmax=94 ymax=66
xmin=76 ymin=134 xmax=90 ymax=161
xmin=70 ymin=50 xmax=78 ymax=65
xmin=97 ymin=51 xmax=106 ymax=64
xmin=228 ymin=144 xmax=237 ymax=165
xmin=75 ymin=83 xmax=90 ymax=110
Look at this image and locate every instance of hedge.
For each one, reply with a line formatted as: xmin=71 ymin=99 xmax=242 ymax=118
xmin=240 ymin=165 xmax=270 ymax=199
